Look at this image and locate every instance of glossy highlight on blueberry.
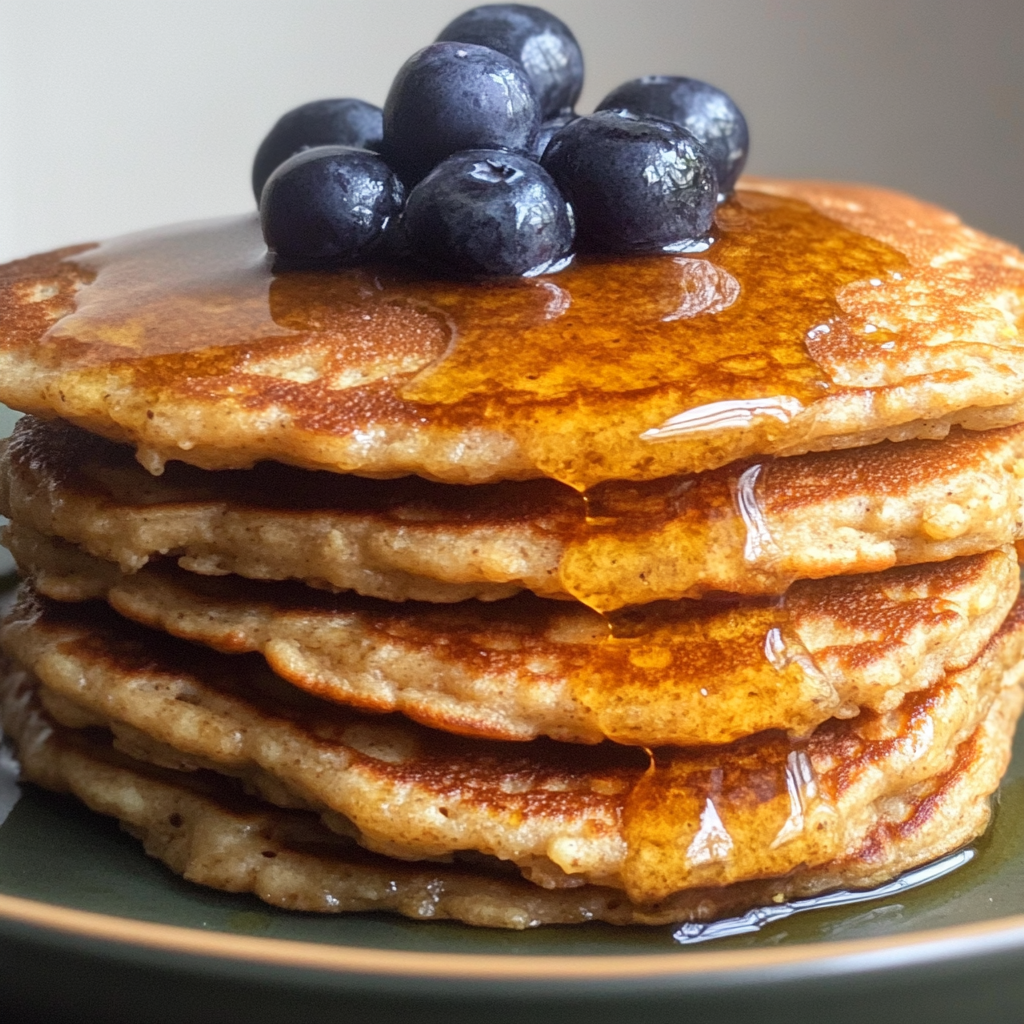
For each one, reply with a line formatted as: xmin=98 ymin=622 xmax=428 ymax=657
xmin=436 ymin=3 xmax=584 ymax=118
xmin=597 ymin=77 xmax=749 ymax=196
xmin=401 ymin=149 xmax=575 ymax=277
xmin=533 ymin=112 xmax=577 ymax=160
xmin=251 ymin=98 xmax=384 ymax=203
xmin=541 ymin=110 xmax=718 ymax=254
xmin=380 ymin=41 xmax=541 ymax=186
xmin=260 ymin=146 xmax=404 ymax=266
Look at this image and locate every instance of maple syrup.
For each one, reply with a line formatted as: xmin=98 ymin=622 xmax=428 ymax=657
xmin=567 ymin=597 xmax=841 ymax=747
xmin=45 ymin=189 xmax=907 ymax=489
xmin=562 ymin=457 xmax=780 ymax=610
xmin=622 ymin=733 xmax=837 ymax=901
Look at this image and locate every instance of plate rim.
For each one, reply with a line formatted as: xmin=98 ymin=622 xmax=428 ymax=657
xmin=4 ymin=890 xmax=1024 ymax=984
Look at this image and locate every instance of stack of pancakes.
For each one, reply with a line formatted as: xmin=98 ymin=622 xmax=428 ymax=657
xmin=2 ymin=179 xmax=1024 ymax=929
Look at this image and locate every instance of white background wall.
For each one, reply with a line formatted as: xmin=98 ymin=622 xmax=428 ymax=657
xmin=1 ymin=0 xmax=1022 ymax=265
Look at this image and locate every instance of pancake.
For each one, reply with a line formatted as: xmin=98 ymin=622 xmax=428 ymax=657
xmin=1 ymin=182 xmax=1023 ymax=488
xmin=9 ymin=528 xmax=1018 ymax=746
xmin=7 ymin=416 xmax=1024 ymax=608
xmin=3 ymin=589 xmax=1021 ymax=903
xmin=2 ymin=668 xmax=1016 ymax=929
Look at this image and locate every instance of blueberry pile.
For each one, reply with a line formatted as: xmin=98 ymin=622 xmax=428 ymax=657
xmin=255 ymin=4 xmax=749 ymax=276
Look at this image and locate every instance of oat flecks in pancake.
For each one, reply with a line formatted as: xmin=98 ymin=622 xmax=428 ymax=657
xmin=8 ymin=528 xmax=1019 ymax=747
xmin=0 ymin=182 xmax=1023 ymax=486
xmin=6 ymin=417 xmax=1024 ymax=607
xmin=3 ymin=589 xmax=1022 ymax=903
xmin=1 ymin=659 xmax=1018 ymax=928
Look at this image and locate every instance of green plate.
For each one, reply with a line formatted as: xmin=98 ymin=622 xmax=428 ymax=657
xmin=3 ymin=575 xmax=1024 ymax=1023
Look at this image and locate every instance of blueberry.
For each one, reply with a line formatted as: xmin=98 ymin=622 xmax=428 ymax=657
xmin=401 ymin=150 xmax=574 ymax=277
xmin=541 ymin=110 xmax=718 ymax=254
xmin=251 ymin=99 xmax=384 ymax=203
xmin=380 ymin=42 xmax=541 ymax=186
xmin=533 ymin=112 xmax=576 ymax=160
xmin=436 ymin=4 xmax=583 ymax=118
xmin=597 ymin=77 xmax=748 ymax=196
xmin=260 ymin=146 xmax=405 ymax=266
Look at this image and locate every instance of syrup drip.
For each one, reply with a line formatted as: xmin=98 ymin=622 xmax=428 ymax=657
xmin=732 ymin=463 xmax=777 ymax=564
xmin=672 ymin=848 xmax=974 ymax=944
xmin=568 ymin=457 xmax=837 ymax=755
xmin=622 ymin=729 xmax=839 ymax=901
xmin=560 ymin=454 xmax=789 ymax=611
xmin=571 ymin=599 xmax=841 ymax=747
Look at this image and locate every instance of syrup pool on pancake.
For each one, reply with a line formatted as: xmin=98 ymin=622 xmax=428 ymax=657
xmin=6 ymin=183 xmax=968 ymax=491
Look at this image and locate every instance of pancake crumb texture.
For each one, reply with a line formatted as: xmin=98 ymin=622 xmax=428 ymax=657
xmin=2 ymin=590 xmax=1022 ymax=906
xmin=7 ymin=531 xmax=1019 ymax=746
xmin=5 ymin=417 xmax=1024 ymax=608
xmin=2 ymin=648 xmax=1018 ymax=928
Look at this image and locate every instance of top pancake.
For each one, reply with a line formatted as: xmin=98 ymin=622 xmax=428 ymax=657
xmin=1 ymin=180 xmax=1023 ymax=487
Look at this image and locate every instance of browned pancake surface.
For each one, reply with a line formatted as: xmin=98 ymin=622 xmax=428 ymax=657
xmin=4 ymin=589 xmax=1021 ymax=904
xmin=2 ymin=669 xmax=1017 ymax=928
xmin=1 ymin=182 xmax=1023 ymax=486
xmin=6 ymin=416 xmax=1024 ymax=607
xmin=9 ymin=528 xmax=1018 ymax=747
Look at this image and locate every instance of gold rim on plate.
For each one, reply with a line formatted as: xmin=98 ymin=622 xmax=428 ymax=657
xmin=3 ymin=892 xmax=1024 ymax=980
